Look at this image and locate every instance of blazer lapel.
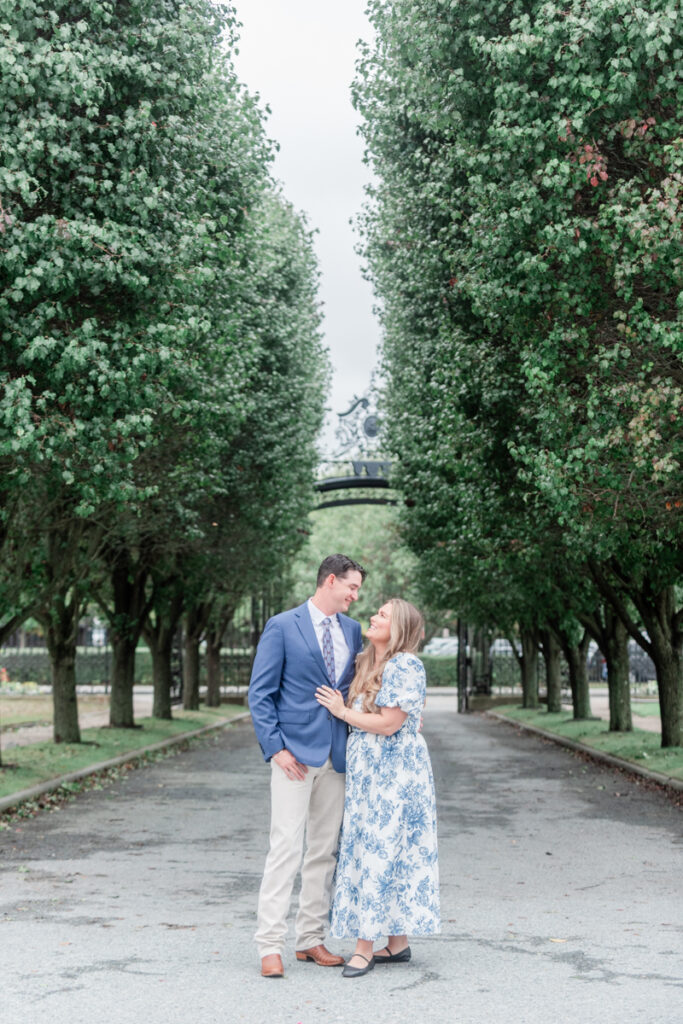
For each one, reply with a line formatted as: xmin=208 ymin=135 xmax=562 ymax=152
xmin=294 ymin=603 xmax=329 ymax=680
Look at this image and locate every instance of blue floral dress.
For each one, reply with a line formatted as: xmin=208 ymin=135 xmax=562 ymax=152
xmin=329 ymin=652 xmax=440 ymax=940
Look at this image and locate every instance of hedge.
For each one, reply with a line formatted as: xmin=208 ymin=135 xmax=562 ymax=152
xmin=0 ymin=648 xmax=253 ymax=687
xmin=419 ymin=655 xmax=457 ymax=687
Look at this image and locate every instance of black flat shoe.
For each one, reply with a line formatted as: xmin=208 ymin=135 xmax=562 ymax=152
xmin=373 ymin=945 xmax=411 ymax=964
xmin=341 ymin=953 xmax=375 ymax=978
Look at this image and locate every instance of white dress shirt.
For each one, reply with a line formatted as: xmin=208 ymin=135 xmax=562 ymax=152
xmin=307 ymin=599 xmax=350 ymax=685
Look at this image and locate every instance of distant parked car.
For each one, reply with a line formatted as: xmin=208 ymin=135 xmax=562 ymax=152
xmin=422 ymin=637 xmax=459 ymax=657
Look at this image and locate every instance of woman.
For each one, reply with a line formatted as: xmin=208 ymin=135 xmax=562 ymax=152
xmin=315 ymin=598 xmax=440 ymax=978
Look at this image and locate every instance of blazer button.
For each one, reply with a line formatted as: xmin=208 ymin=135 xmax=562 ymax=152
xmin=327 ymin=713 xmax=332 ymax=720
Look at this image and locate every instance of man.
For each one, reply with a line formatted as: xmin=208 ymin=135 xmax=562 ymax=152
xmin=248 ymin=553 xmax=366 ymax=978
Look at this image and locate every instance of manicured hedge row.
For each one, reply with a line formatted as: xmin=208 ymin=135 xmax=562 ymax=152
xmin=418 ymin=654 xmax=521 ymax=688
xmin=419 ymin=655 xmax=457 ymax=687
xmin=0 ymin=649 xmax=253 ymax=687
xmin=1 ymin=648 xmax=515 ymax=690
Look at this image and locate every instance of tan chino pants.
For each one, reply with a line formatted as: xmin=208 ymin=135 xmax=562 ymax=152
xmin=255 ymin=756 xmax=345 ymax=956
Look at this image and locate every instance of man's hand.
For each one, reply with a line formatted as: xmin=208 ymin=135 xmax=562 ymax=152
xmin=272 ymin=748 xmax=308 ymax=781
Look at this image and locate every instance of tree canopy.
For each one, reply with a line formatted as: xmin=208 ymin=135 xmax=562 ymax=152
xmin=0 ymin=0 xmax=328 ymax=740
xmin=354 ymin=0 xmax=682 ymax=743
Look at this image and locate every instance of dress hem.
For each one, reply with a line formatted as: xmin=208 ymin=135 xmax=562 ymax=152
xmin=329 ymin=927 xmax=441 ymax=940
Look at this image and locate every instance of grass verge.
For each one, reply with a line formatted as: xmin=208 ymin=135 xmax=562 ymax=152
xmin=0 ymin=694 xmax=111 ymax=730
xmin=630 ymin=701 xmax=661 ymax=718
xmin=0 ymin=706 xmax=245 ymax=799
xmin=494 ymin=705 xmax=683 ymax=782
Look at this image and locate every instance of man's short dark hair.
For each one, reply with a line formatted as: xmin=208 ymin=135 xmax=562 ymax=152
xmin=316 ymin=553 xmax=367 ymax=588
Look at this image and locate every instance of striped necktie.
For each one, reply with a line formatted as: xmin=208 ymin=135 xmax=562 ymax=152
xmin=321 ymin=617 xmax=336 ymax=686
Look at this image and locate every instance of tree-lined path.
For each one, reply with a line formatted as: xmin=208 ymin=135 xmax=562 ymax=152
xmin=1 ymin=707 xmax=680 ymax=1024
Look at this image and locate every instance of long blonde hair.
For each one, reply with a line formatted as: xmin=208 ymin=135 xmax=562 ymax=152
xmin=347 ymin=598 xmax=424 ymax=712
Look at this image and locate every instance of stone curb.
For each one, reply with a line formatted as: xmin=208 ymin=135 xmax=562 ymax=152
xmin=0 ymin=711 xmax=252 ymax=815
xmin=486 ymin=711 xmax=683 ymax=795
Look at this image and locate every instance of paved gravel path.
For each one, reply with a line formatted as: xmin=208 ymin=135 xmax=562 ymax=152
xmin=1 ymin=705 xmax=680 ymax=1024
xmin=2 ymin=687 xmax=662 ymax=748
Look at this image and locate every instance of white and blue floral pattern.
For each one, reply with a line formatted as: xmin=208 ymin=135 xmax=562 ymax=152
xmin=330 ymin=652 xmax=440 ymax=940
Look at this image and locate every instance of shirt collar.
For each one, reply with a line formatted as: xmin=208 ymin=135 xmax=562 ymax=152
xmin=308 ymin=598 xmax=337 ymax=626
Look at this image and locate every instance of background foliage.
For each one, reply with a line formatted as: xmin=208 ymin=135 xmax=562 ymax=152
xmin=354 ymin=0 xmax=682 ymax=743
xmin=0 ymin=0 xmax=328 ymax=742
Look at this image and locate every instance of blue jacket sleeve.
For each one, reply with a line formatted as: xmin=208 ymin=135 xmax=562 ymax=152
xmin=248 ymin=618 xmax=287 ymax=762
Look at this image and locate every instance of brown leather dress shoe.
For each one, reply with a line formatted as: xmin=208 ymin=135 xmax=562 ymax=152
xmin=261 ymin=953 xmax=284 ymax=978
xmin=296 ymin=944 xmax=344 ymax=967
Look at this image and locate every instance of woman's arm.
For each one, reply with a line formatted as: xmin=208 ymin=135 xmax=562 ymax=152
xmin=315 ymin=686 xmax=407 ymax=736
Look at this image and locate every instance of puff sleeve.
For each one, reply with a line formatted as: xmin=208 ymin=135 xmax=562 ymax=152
xmin=375 ymin=653 xmax=426 ymax=714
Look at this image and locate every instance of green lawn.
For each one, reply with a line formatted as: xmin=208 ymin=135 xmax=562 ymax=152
xmin=0 ymin=706 xmax=245 ymax=800
xmin=495 ymin=706 xmax=683 ymax=782
xmin=0 ymin=694 xmax=110 ymax=729
xmin=630 ymin=701 xmax=662 ymax=718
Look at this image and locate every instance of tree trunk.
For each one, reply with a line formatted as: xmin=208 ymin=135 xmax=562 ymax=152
xmin=603 ymin=608 xmax=632 ymax=733
xmin=580 ymin=602 xmax=631 ymax=733
xmin=205 ymin=604 xmax=234 ymax=707
xmin=520 ymin=628 xmax=539 ymax=709
xmin=43 ymin=594 xmax=82 ymax=743
xmin=50 ymin=647 xmax=80 ymax=743
xmin=651 ymin=645 xmax=682 ymax=748
xmin=559 ymin=629 xmax=592 ymax=720
xmin=635 ymin=586 xmax=681 ymax=748
xmin=105 ymin=553 xmax=149 ymax=728
xmin=183 ymin=625 xmax=201 ymax=711
xmin=147 ymin=628 xmax=175 ymax=721
xmin=541 ymin=630 xmax=562 ymax=713
xmin=109 ymin=633 xmax=138 ymax=728
xmin=206 ymin=632 xmax=222 ymax=707
xmin=589 ymin=566 xmax=682 ymax=747
xmin=143 ymin=584 xmax=184 ymax=721
xmin=182 ymin=603 xmax=212 ymax=711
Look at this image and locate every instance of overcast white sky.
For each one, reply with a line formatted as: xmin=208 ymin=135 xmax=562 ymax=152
xmin=232 ymin=0 xmax=381 ymax=448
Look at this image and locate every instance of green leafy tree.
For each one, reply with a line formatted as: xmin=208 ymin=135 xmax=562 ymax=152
xmin=175 ymin=192 xmax=329 ymax=712
xmin=467 ymin=0 xmax=683 ymax=742
xmin=0 ymin=0 xmax=271 ymax=738
xmin=353 ymin=0 xmax=681 ymax=741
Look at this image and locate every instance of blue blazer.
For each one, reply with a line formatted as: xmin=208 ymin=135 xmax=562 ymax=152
xmin=248 ymin=602 xmax=363 ymax=772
